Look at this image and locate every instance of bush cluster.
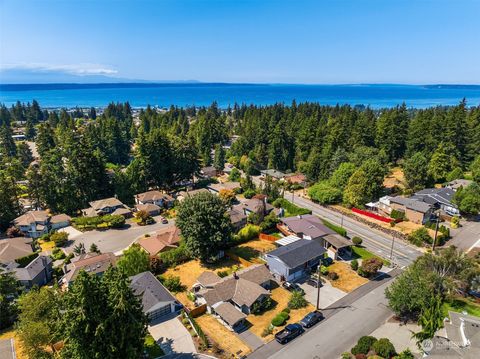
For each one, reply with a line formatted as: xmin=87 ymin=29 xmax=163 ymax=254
xmin=271 ymin=311 xmax=290 ymax=327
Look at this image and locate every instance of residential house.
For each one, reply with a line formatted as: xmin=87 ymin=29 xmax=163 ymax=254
xmin=278 ymin=215 xmax=352 ymax=259
xmin=260 ymin=169 xmax=287 ymax=181
xmin=445 ymin=179 xmax=474 ymax=190
xmin=228 ymin=206 xmax=247 ymax=231
xmin=135 ymin=190 xmax=174 ymax=208
xmin=284 ymin=173 xmax=307 ymax=185
xmin=265 ymin=239 xmax=326 ymax=281
xmin=176 ymin=188 xmax=209 ymax=202
xmin=240 ymin=197 xmax=274 ymax=219
xmin=200 ymin=166 xmax=219 ymax=178
xmin=135 ymin=203 xmax=162 ymax=216
xmin=13 ymin=210 xmax=71 ymax=238
xmin=60 ymin=252 xmax=117 ymax=288
xmin=388 ymin=196 xmax=434 ymax=224
xmin=193 ymin=264 xmax=273 ymax=331
xmin=129 ymin=271 xmax=182 ymax=323
xmin=9 ymin=255 xmax=53 ymax=290
xmin=0 ymin=237 xmax=34 ymax=265
xmin=207 ymin=181 xmax=241 ymax=194
xmin=82 ymin=197 xmax=132 ymax=218
xmin=138 ymin=226 xmax=181 ymax=256
xmin=423 ymin=311 xmax=480 ymax=358
xmin=412 ymin=187 xmax=459 ymax=216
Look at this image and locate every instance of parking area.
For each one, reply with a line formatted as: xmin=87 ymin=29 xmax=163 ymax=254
xmin=148 ymin=315 xmax=197 ymax=355
xmin=298 ymin=278 xmax=347 ymax=309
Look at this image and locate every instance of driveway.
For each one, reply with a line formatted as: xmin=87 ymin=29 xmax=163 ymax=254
xmin=63 ymin=217 xmax=175 ymax=255
xmin=448 ymin=217 xmax=480 ymax=252
xmin=298 ymin=279 xmax=347 ymax=309
xmin=148 ymin=316 xmax=197 ymax=355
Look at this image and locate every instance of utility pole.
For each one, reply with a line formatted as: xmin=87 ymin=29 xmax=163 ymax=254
xmin=390 ymin=234 xmax=396 ymax=260
xmin=432 ymin=210 xmax=440 ymax=253
xmin=316 ymin=264 xmax=321 ymax=311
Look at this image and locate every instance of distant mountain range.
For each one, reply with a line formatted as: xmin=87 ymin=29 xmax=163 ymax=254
xmin=0 ymin=68 xmax=199 ymax=84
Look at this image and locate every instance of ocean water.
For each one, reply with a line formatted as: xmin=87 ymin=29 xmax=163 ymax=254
xmin=1 ymin=83 xmax=480 ymax=108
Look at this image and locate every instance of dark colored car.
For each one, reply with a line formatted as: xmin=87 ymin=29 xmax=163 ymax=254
xmin=275 ymin=323 xmax=305 ymax=344
xmin=300 ymin=311 xmax=324 ymax=328
xmin=282 ymin=282 xmax=305 ymax=295
xmin=306 ymin=277 xmax=323 ymax=288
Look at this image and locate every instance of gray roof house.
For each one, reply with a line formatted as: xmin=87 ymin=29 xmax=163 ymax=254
xmin=10 ymin=255 xmax=53 ymax=290
xmin=193 ymin=264 xmax=273 ymax=331
xmin=82 ymin=197 xmax=132 ymax=217
xmin=279 ymin=214 xmax=336 ymax=240
xmin=412 ymin=188 xmax=459 ymax=216
xmin=0 ymin=237 xmax=34 ymax=265
xmin=130 ymin=271 xmax=182 ymax=323
xmin=265 ymin=239 xmax=326 ymax=282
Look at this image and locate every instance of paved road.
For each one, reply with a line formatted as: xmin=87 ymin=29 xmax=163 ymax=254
xmin=63 ymin=218 xmax=174 ymax=255
xmin=448 ymin=217 xmax=480 ymax=252
xmin=249 ymin=269 xmax=401 ymax=359
xmin=288 ymin=194 xmax=421 ymax=268
xmin=0 ymin=339 xmax=15 ymax=359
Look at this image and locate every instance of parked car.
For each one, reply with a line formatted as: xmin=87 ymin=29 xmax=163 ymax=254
xmin=275 ymin=323 xmax=305 ymax=344
xmin=282 ymin=282 xmax=305 ymax=295
xmin=306 ymin=277 xmax=322 ymax=288
xmin=300 ymin=311 xmax=324 ymax=328
xmin=322 ymin=257 xmax=333 ymax=266
xmin=160 ymin=217 xmax=168 ymax=224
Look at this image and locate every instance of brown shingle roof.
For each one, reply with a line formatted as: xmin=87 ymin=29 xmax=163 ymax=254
xmin=135 ymin=203 xmax=161 ymax=214
xmin=0 ymin=237 xmax=33 ymax=264
xmin=89 ymin=197 xmax=124 ymax=210
xmin=50 ymin=213 xmax=71 ymax=224
xmin=14 ymin=210 xmax=49 ymax=226
xmin=136 ymin=190 xmax=174 ymax=203
xmin=214 ymin=302 xmax=246 ymax=326
xmin=197 ymin=271 xmax=222 ymax=287
xmin=63 ymin=252 xmax=116 ymax=284
xmin=137 ymin=226 xmax=181 ymax=255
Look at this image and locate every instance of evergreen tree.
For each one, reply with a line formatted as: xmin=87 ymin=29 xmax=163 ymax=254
xmin=213 ymin=144 xmax=226 ymax=171
xmin=404 ymin=152 xmax=430 ymax=190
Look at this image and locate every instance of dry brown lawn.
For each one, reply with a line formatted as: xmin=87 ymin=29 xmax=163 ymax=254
xmin=383 ymin=167 xmax=405 ymax=189
xmin=238 ymin=238 xmax=276 ymax=253
xmin=246 ymin=286 xmax=315 ymax=343
xmin=196 ymin=314 xmax=251 ymax=357
xmin=328 ymin=262 xmax=368 ymax=292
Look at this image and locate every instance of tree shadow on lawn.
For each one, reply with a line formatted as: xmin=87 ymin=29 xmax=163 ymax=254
xmin=229 ymin=246 xmax=260 ymax=261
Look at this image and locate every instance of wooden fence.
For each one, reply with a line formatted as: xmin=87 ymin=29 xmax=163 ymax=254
xmin=259 ymin=233 xmax=278 ymax=242
xmin=186 ymin=303 xmax=207 ymax=318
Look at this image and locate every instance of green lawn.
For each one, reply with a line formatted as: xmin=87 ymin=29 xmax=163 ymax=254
xmin=144 ymin=334 xmax=164 ymax=358
xmin=443 ymin=297 xmax=480 ymax=318
xmin=351 ymin=245 xmax=391 ymax=266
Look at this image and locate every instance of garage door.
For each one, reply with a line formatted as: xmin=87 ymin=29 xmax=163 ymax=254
xmin=150 ymin=304 xmax=172 ymax=321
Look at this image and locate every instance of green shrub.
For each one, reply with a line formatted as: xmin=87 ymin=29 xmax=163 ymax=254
xmin=351 ymin=336 xmax=377 ymax=355
xmin=236 ymin=224 xmax=261 ymax=243
xmin=260 ymin=211 xmax=280 ymax=232
xmin=50 ymin=231 xmax=69 ymax=247
xmin=244 ymin=189 xmax=256 ymax=199
xmin=15 ymin=252 xmax=39 ymax=267
xmin=272 ymin=198 xmax=311 ymax=216
xmin=108 ymin=215 xmax=126 ymax=228
xmin=321 ymin=218 xmax=347 ymax=237
xmin=251 ymin=296 xmax=274 ymax=314
xmin=395 ymin=349 xmax=414 ymax=359
xmin=158 ymin=242 xmax=191 ymax=267
xmin=217 ymin=270 xmax=228 ymax=278
xmin=328 ymin=271 xmax=339 ymax=280
xmin=407 ymin=227 xmax=432 ymax=247
xmin=51 ymin=247 xmax=66 ymax=260
xmin=390 ymin=209 xmax=406 ymax=221
xmin=451 ymin=216 xmax=460 ymax=229
xmin=308 ymin=181 xmax=343 ymax=204
xmin=372 ymin=338 xmax=396 ymax=358
xmin=281 ymin=307 xmax=290 ymax=314
xmin=158 ymin=275 xmax=186 ymax=293
xmin=359 ymin=257 xmax=383 ymax=278
xmin=350 ymin=259 xmax=359 ymax=271
xmin=352 ymin=237 xmax=363 ymax=246
xmin=320 ymin=265 xmax=329 ymax=275
xmin=271 ymin=313 xmax=288 ymax=326
xmin=341 ymin=352 xmax=352 ymax=359
xmin=288 ymin=290 xmax=308 ymax=309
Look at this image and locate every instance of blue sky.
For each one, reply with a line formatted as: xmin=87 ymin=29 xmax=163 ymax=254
xmin=1 ymin=0 xmax=479 ymax=84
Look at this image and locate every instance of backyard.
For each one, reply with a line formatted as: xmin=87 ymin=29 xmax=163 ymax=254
xmin=326 ymin=261 xmax=368 ymax=292
xmin=229 ymin=238 xmax=276 ymax=262
xmin=246 ymin=285 xmax=315 ymax=342
xmin=195 ymin=314 xmax=252 ymax=357
xmin=443 ymin=297 xmax=480 ymax=318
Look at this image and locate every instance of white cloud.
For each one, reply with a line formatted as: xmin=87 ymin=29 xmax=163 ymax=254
xmin=0 ymin=63 xmax=118 ymax=76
